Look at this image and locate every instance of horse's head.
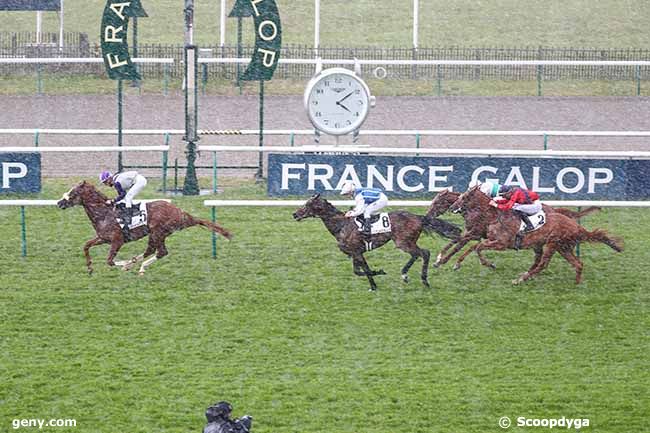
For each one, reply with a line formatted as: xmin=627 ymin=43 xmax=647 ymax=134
xmin=57 ymin=181 xmax=105 ymax=209
xmin=427 ymin=189 xmax=461 ymax=217
xmin=293 ymin=193 xmax=331 ymax=221
xmin=449 ymin=184 xmax=485 ymax=214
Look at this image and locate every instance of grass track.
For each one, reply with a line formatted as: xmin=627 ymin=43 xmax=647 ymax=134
xmin=0 ymin=180 xmax=648 ymax=432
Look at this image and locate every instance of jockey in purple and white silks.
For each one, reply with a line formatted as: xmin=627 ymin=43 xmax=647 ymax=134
xmin=99 ymin=170 xmax=147 ymax=209
xmin=340 ymin=181 xmax=389 ymax=237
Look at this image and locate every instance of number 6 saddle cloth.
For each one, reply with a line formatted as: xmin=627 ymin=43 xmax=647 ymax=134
xmin=520 ymin=210 xmax=546 ymax=233
xmin=354 ymin=213 xmax=392 ymax=234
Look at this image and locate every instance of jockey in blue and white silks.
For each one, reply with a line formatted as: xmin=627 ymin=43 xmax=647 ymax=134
xmin=340 ymin=182 xmax=389 ymax=236
xmin=99 ymin=170 xmax=147 ymax=209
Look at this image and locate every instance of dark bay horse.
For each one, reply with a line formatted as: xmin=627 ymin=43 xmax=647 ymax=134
xmin=448 ymin=185 xmax=622 ymax=284
xmin=292 ymin=194 xmax=460 ymax=291
xmin=428 ymin=188 xmax=601 ymax=270
xmin=57 ymin=181 xmax=232 ymax=275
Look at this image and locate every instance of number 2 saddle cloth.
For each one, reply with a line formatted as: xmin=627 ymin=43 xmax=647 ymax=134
xmin=354 ymin=213 xmax=392 ymax=235
xmin=520 ymin=210 xmax=546 ymax=233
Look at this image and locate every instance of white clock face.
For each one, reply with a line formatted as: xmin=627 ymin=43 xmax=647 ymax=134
xmin=306 ymin=70 xmax=370 ymax=135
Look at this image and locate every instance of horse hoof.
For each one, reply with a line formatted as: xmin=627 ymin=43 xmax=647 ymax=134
xmin=87 ymin=268 xmax=93 ymax=275
xmin=432 ymin=261 xmax=440 ymax=268
xmin=401 ymin=274 xmax=409 ymax=283
xmin=138 ymin=271 xmax=145 ymax=277
xmin=453 ymin=263 xmax=461 ymax=271
xmin=489 ymin=263 xmax=497 ymax=270
xmin=368 ymin=287 xmax=377 ymax=292
xmin=377 ymin=269 xmax=386 ymax=276
xmin=512 ymin=277 xmax=524 ymax=285
xmin=422 ymin=279 xmax=430 ymax=288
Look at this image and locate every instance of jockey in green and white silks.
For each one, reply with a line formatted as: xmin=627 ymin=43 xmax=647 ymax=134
xmin=469 ymin=179 xmax=502 ymax=198
xmin=340 ymin=181 xmax=389 ymax=237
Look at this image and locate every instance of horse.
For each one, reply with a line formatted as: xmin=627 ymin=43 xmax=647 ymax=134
xmin=57 ymin=181 xmax=232 ymax=275
xmin=427 ymin=188 xmax=601 ymax=270
xmin=292 ymin=194 xmax=460 ymax=291
xmin=447 ymin=185 xmax=622 ymax=284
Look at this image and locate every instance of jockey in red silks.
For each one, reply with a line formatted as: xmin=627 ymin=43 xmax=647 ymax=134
xmin=490 ymin=184 xmax=542 ymax=233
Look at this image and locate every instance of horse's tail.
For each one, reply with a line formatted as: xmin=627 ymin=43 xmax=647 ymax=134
xmin=421 ymin=215 xmax=461 ymax=240
xmin=186 ymin=214 xmax=233 ymax=240
xmin=579 ymin=228 xmax=623 ymax=252
xmin=555 ymin=206 xmax=601 ymax=220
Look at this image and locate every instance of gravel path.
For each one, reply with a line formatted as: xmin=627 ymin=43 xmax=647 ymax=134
xmin=2 ymin=95 xmax=650 ymax=178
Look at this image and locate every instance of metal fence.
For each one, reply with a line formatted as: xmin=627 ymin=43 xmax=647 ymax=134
xmin=3 ymin=31 xmax=650 ymax=81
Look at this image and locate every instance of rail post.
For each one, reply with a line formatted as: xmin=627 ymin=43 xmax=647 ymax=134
xmin=536 ymin=65 xmax=543 ymax=96
xmin=20 ymin=206 xmax=27 ymax=257
xmin=543 ymin=133 xmax=548 ymax=150
xmin=636 ymin=65 xmax=641 ymax=96
xmin=212 ymin=151 xmax=218 ymax=193
xmin=161 ymin=133 xmax=169 ymax=193
xmin=211 ymin=206 xmax=217 ymax=259
xmin=436 ymin=64 xmax=442 ymax=96
xmin=255 ymin=79 xmax=265 ymax=182
xmin=117 ymin=79 xmax=124 ymax=172
xmin=163 ymin=63 xmax=169 ymax=96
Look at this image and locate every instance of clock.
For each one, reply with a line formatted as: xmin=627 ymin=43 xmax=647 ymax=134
xmin=304 ymin=67 xmax=374 ymax=136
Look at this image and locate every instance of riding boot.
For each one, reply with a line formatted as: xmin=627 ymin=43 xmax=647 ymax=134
xmin=514 ymin=210 xmax=534 ymax=232
xmin=514 ymin=232 xmax=524 ymax=250
xmin=362 ymin=217 xmax=372 ymax=241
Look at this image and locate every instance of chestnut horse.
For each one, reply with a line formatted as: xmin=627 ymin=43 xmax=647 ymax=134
xmin=448 ymin=185 xmax=622 ymax=284
xmin=292 ymin=194 xmax=460 ymax=291
xmin=57 ymin=181 xmax=232 ymax=275
xmin=428 ymin=188 xmax=601 ymax=270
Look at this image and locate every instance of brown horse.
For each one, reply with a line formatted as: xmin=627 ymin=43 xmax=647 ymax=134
xmin=57 ymin=181 xmax=232 ymax=275
xmin=292 ymin=194 xmax=460 ymax=291
xmin=428 ymin=188 xmax=601 ymax=270
xmin=448 ymin=185 xmax=622 ymax=284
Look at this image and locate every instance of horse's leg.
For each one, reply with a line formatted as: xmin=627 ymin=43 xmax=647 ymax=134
xmin=106 ymin=237 xmax=125 ymax=267
xmin=419 ymin=248 xmax=431 ymax=288
xmin=355 ymin=254 xmax=379 ymax=291
xmin=519 ymin=246 xmax=543 ymax=278
xmin=433 ymin=238 xmax=459 ymax=266
xmin=471 ymin=239 xmax=509 ymax=272
xmin=138 ymin=236 xmax=163 ymax=276
xmin=83 ymin=237 xmax=107 ymax=274
xmin=452 ymin=242 xmax=479 ymax=270
xmin=558 ymin=247 xmax=584 ymax=284
xmin=514 ymin=244 xmax=556 ymax=285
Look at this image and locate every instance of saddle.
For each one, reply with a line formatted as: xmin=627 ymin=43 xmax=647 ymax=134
xmin=115 ymin=202 xmax=149 ymax=240
xmin=354 ymin=213 xmax=392 ymax=235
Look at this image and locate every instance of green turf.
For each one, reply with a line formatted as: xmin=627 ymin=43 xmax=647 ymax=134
xmin=2 ymin=1 xmax=650 ymax=47
xmin=0 ymin=179 xmax=648 ymax=433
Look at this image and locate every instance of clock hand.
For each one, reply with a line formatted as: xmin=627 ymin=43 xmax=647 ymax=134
xmin=336 ymin=101 xmax=351 ymax=112
xmin=337 ymin=92 xmax=354 ymax=103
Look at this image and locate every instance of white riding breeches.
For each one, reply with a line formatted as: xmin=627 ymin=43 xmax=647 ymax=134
xmin=512 ymin=200 xmax=542 ymax=215
xmin=119 ymin=175 xmax=147 ymax=208
xmin=363 ymin=196 xmax=388 ymax=218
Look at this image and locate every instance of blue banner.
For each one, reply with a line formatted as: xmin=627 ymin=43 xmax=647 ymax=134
xmin=0 ymin=153 xmax=41 ymax=194
xmin=268 ymin=153 xmax=650 ymax=200
xmin=0 ymin=0 xmax=60 ymax=11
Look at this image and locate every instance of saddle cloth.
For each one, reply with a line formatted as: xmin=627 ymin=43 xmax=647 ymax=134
xmin=117 ymin=202 xmax=148 ymax=230
xmin=519 ymin=209 xmax=546 ymax=232
xmin=355 ymin=213 xmax=392 ymax=234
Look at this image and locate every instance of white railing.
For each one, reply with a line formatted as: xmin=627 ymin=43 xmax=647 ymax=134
xmin=0 ymin=146 xmax=169 ymax=152
xmin=204 ymin=200 xmax=650 ymax=208
xmin=0 ymin=57 xmax=174 ymax=64
xmin=198 ymin=58 xmax=650 ymax=67
xmin=196 ymin=145 xmax=650 ymax=158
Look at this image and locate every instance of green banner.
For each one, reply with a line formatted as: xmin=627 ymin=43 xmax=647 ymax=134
xmin=100 ymin=0 xmax=148 ymax=80
xmin=229 ymin=0 xmax=282 ymax=81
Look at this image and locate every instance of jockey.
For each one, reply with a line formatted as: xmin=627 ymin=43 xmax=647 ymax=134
xmin=99 ymin=170 xmax=148 ymax=212
xmin=340 ymin=181 xmax=389 ymax=238
xmin=470 ymin=179 xmax=502 ymax=198
xmin=490 ymin=184 xmax=542 ymax=234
